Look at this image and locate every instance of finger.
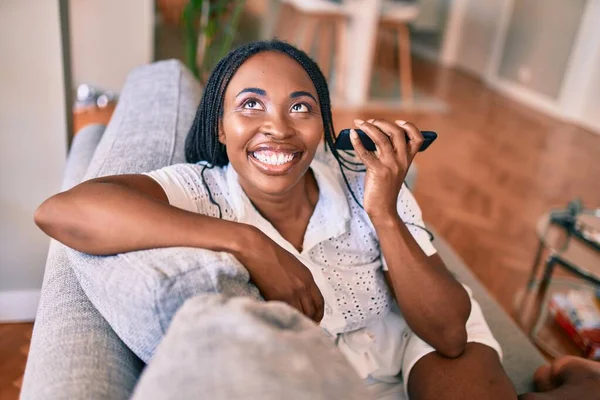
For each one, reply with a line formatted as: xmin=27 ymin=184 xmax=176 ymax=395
xmin=356 ymin=119 xmax=394 ymax=158
xmin=396 ymin=120 xmax=423 ymax=156
xmin=368 ymin=119 xmax=408 ymax=155
xmin=289 ymin=298 xmax=305 ymax=315
xmin=299 ymin=291 xmax=316 ymax=320
xmin=349 ymin=128 xmax=378 ymax=168
xmin=309 ymin=283 xmax=325 ymax=323
xmin=533 ymin=364 xmax=557 ymax=392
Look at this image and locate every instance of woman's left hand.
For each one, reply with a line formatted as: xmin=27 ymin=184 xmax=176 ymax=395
xmin=350 ymin=119 xmax=424 ymax=220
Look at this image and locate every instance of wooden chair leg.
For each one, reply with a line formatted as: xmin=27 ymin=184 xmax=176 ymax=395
xmin=334 ymin=17 xmax=348 ymax=99
xmin=381 ymin=26 xmax=394 ymax=90
xmin=318 ymin=19 xmax=333 ymax=80
xmin=397 ymin=23 xmax=413 ymax=103
xmin=375 ymin=28 xmax=384 ymax=74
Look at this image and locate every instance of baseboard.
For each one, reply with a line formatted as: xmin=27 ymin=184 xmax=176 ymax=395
xmin=487 ymin=77 xmax=567 ymax=121
xmin=411 ymin=42 xmax=440 ymax=64
xmin=0 ymin=290 xmax=40 ymax=322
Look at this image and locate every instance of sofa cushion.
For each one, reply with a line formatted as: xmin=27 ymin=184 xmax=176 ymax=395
xmin=84 ymin=59 xmax=200 ymax=178
xmin=131 ymin=295 xmax=369 ymax=400
xmin=68 ymin=60 xmax=261 ymax=362
xmin=70 ymin=248 xmax=261 ymax=362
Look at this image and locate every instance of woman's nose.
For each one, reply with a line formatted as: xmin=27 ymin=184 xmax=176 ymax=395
xmin=263 ymin=113 xmax=293 ymax=139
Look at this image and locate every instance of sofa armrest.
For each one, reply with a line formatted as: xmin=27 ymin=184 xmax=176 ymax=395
xmin=61 ymin=123 xmax=106 ymax=191
xmin=22 ymin=117 xmax=141 ymax=400
xmin=23 ymin=59 xmax=202 ymax=399
xmin=21 ymin=242 xmax=145 ymax=400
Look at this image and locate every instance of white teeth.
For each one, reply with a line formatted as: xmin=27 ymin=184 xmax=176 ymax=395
xmin=253 ymin=151 xmax=295 ymax=166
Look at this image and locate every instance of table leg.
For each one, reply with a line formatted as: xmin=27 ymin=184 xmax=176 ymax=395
xmin=529 ymin=255 xmax=557 ymax=336
xmin=517 ymin=239 xmax=545 ymax=322
xmin=526 ymin=239 xmax=546 ymax=290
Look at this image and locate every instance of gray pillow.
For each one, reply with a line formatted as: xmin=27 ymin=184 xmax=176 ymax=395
xmin=68 ymin=59 xmax=260 ymax=362
xmin=69 ymin=248 xmax=261 ymax=362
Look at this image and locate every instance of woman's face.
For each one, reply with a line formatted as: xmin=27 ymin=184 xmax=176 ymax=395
xmin=220 ymin=51 xmax=324 ymax=197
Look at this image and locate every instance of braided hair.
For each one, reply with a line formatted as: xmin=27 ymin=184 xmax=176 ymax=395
xmin=184 ymin=39 xmax=365 ymax=212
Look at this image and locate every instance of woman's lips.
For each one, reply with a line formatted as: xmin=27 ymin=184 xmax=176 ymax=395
xmin=248 ymin=150 xmax=302 ymax=175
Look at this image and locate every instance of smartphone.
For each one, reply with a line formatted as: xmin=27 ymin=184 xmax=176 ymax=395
xmin=335 ymin=129 xmax=437 ymax=152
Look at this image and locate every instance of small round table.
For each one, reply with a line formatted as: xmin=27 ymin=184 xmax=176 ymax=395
xmin=518 ymin=210 xmax=600 ymax=358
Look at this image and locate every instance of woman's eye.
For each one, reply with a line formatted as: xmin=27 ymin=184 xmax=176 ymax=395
xmin=243 ymin=100 xmax=263 ymax=110
xmin=291 ymin=103 xmax=309 ymax=113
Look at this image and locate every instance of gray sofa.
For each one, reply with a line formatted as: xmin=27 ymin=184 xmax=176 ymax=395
xmin=21 ymin=60 xmax=546 ymax=399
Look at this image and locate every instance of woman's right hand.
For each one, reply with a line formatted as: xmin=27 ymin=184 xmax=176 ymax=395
xmin=236 ymin=229 xmax=325 ymax=323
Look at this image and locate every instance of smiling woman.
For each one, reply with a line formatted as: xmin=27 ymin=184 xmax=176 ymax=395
xmin=33 ymin=39 xmax=516 ymax=399
xmin=219 ymin=52 xmax=323 ymax=201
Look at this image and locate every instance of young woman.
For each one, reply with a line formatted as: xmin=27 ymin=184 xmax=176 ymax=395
xmin=35 ymin=40 xmax=516 ymax=399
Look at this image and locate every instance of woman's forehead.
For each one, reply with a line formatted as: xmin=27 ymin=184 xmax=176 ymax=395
xmin=226 ymin=51 xmax=317 ymax=96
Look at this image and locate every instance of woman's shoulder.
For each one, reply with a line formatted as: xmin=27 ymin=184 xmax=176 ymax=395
xmin=144 ymin=162 xmax=230 ymax=217
xmin=144 ymin=162 xmax=228 ymax=198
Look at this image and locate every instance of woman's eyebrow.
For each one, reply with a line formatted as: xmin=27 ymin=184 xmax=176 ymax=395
xmin=290 ymin=91 xmax=317 ymax=102
xmin=236 ymin=87 xmax=266 ymax=97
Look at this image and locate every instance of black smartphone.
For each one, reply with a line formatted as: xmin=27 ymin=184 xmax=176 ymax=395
xmin=335 ymin=129 xmax=437 ymax=152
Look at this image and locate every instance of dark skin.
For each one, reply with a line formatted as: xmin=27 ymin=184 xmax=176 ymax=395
xmin=34 ymin=51 xmax=516 ymax=398
xmin=520 ymin=356 xmax=600 ymax=400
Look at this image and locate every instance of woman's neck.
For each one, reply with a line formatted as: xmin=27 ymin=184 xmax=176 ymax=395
xmin=240 ymin=170 xmax=319 ymax=226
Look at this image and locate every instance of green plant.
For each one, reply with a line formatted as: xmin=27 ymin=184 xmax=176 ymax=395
xmin=182 ymin=0 xmax=246 ymax=82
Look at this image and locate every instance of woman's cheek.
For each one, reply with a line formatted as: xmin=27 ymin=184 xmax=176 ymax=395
xmin=223 ymin=116 xmax=261 ymax=147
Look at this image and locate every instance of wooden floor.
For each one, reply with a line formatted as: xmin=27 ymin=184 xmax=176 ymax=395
xmin=0 ymin=323 xmax=33 ymax=400
xmin=2 ymin=57 xmax=599 ymax=398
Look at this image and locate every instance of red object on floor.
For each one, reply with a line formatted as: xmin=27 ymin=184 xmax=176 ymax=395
xmin=549 ymin=297 xmax=600 ymax=360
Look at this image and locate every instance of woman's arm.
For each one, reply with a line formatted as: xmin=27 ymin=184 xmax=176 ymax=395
xmin=34 ymin=174 xmax=252 ymax=255
xmin=34 ymin=173 xmax=325 ymax=322
xmin=373 ymin=215 xmax=470 ymax=358
xmin=349 ymin=119 xmax=470 ymax=358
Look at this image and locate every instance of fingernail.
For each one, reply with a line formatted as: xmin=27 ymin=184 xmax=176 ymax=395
xmin=350 ymin=129 xmax=358 ymax=140
xmin=368 ymin=119 xmax=375 ymax=123
xmin=354 ymin=119 xmax=364 ymax=125
xmin=395 ymin=120 xmax=407 ymax=125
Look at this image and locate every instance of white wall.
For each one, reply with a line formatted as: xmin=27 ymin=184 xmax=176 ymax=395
xmin=452 ymin=0 xmax=505 ymax=76
xmin=0 ymin=0 xmax=68 ymax=314
xmin=69 ymin=0 xmax=155 ymax=93
xmin=579 ymin=50 xmax=600 ymax=131
xmin=498 ymin=0 xmax=587 ymax=99
xmin=562 ymin=0 xmax=600 ymax=133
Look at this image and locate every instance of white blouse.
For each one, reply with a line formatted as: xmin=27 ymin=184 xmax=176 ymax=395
xmin=145 ymin=149 xmax=437 ymax=380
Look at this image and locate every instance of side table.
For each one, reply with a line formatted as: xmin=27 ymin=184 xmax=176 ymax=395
xmin=518 ymin=210 xmax=600 ymax=358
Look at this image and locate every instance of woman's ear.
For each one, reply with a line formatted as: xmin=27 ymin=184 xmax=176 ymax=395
xmin=218 ymin=120 xmax=226 ymax=145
